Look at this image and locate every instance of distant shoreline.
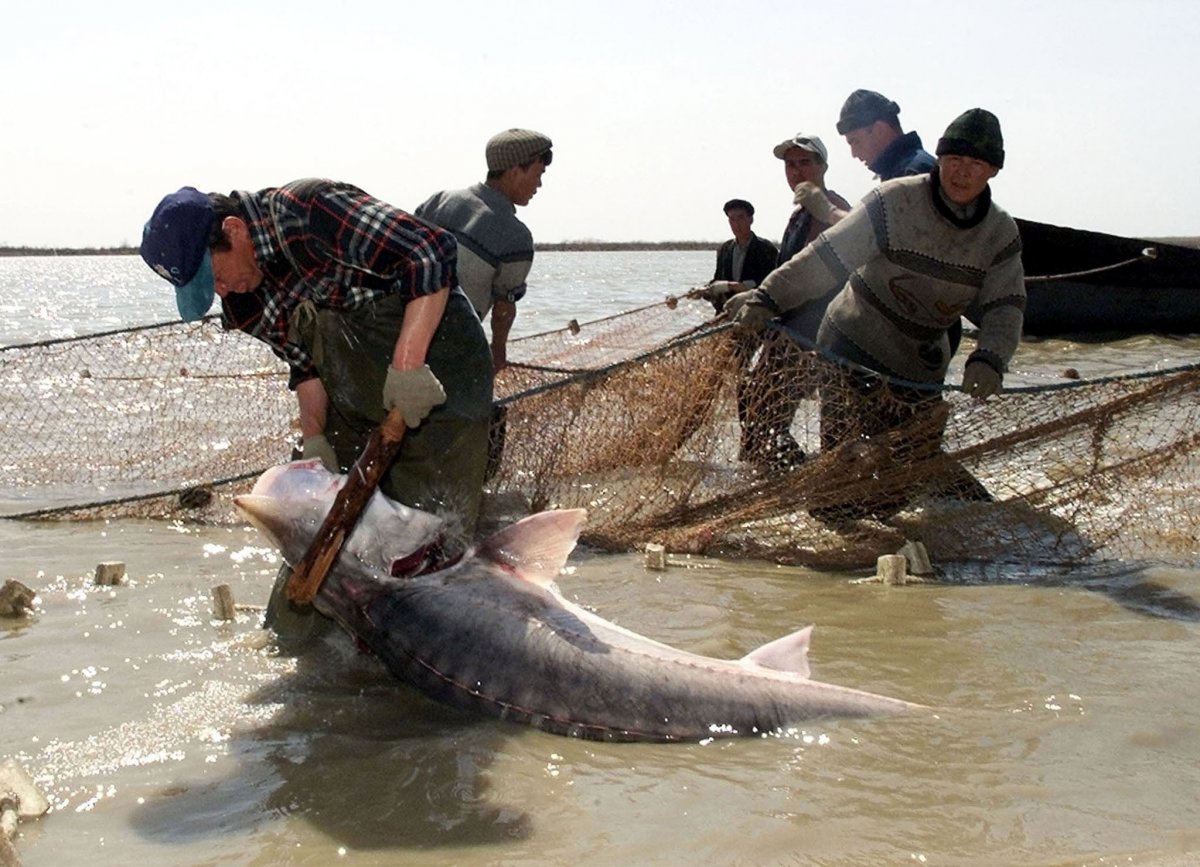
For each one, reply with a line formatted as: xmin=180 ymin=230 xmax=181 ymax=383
xmin=2 ymin=236 xmax=1197 ymax=257
xmin=0 ymin=241 xmax=722 ymax=258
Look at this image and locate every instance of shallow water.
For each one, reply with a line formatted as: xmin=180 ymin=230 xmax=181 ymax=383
xmin=3 ymin=254 xmax=1200 ymax=865
xmin=5 ymin=519 xmax=1200 ymax=866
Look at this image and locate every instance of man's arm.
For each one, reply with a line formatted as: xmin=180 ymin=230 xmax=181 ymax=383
xmin=294 ymin=376 xmax=341 ymax=470
xmin=793 ymin=183 xmax=851 ymax=227
xmin=380 ymin=287 xmax=451 ymax=427
xmin=713 ymin=242 xmax=728 ymax=281
xmin=392 ymin=288 xmax=450 ymax=370
xmin=489 ymin=298 xmax=516 ymax=371
xmin=743 ymin=237 xmax=780 ymax=287
xmin=757 ymin=195 xmax=876 ymax=312
xmin=968 ymin=232 xmax=1026 ymax=376
xmin=295 ymin=376 xmax=328 ymax=437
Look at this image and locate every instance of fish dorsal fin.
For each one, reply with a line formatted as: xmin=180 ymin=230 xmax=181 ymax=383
xmin=474 ymin=509 xmax=587 ymax=588
xmin=740 ymin=625 xmax=812 ymax=678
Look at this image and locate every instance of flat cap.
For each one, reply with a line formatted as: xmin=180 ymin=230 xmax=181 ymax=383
xmin=486 ymin=128 xmax=553 ymax=172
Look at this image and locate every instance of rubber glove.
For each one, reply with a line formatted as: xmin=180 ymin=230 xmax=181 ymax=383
xmin=961 ymin=360 xmax=1002 ymax=399
xmin=382 ymin=364 xmax=447 ymax=427
xmin=723 ymin=289 xmax=779 ymax=335
xmin=301 ymin=433 xmax=340 ymax=472
xmin=792 ymin=182 xmax=838 ymax=224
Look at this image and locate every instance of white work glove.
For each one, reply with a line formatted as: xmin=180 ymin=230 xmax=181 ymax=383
xmin=961 ymin=360 xmax=1003 ymax=400
xmin=691 ymin=280 xmax=740 ymax=312
xmin=723 ymin=289 xmax=779 ymax=335
xmin=301 ymin=433 xmax=340 ymax=472
xmin=382 ymin=364 xmax=447 ymax=427
xmin=792 ymin=182 xmax=838 ymax=224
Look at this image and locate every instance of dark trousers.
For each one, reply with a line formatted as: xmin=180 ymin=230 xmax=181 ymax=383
xmin=811 ymin=365 xmax=990 ymax=522
xmin=736 ymin=332 xmax=812 ymax=470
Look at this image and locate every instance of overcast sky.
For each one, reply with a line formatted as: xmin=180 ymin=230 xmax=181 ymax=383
xmin=3 ymin=0 xmax=1198 ymax=248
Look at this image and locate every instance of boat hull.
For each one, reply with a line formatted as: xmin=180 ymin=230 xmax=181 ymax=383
xmin=1017 ymin=218 xmax=1200 ymax=337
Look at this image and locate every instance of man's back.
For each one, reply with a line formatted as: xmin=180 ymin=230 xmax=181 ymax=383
xmin=415 ymin=182 xmax=533 ymax=318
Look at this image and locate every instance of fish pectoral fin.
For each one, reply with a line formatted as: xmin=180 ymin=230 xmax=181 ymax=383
xmin=474 ymin=509 xmax=588 ymax=588
xmin=739 ymin=625 xmax=813 ymax=678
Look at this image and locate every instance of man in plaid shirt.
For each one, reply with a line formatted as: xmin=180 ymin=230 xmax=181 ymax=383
xmin=142 ymin=179 xmax=493 ymax=639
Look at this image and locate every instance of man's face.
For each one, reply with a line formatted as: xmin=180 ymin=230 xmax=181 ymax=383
xmin=210 ymin=217 xmax=264 ymax=297
xmin=726 ymin=208 xmax=752 ymax=242
xmin=508 ymin=161 xmax=547 ymax=207
xmin=844 ymin=121 xmax=889 ymax=167
xmin=938 ymin=154 xmax=999 ymax=206
xmin=783 ymin=148 xmax=826 ymax=190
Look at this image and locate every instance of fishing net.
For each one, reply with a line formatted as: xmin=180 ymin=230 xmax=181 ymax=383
xmin=3 ymin=299 xmax=1198 ymax=571
xmin=0 ymin=321 xmax=296 ymax=523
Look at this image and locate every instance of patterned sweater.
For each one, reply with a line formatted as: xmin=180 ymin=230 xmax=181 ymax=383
xmin=758 ymin=172 xmax=1025 ymax=384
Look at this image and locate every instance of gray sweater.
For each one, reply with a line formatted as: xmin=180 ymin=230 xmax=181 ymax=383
xmin=415 ymin=182 xmax=533 ymax=318
xmin=759 ymin=173 xmax=1025 ymax=383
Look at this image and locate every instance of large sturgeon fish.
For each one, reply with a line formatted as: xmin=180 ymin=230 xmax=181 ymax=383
xmin=235 ymin=460 xmax=920 ymax=742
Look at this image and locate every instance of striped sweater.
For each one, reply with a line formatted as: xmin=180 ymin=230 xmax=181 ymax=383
xmin=759 ymin=172 xmax=1025 ymax=384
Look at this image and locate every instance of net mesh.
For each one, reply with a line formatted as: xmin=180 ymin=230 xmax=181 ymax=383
xmin=3 ymin=300 xmax=1198 ymax=571
xmin=0 ymin=320 xmax=297 ymax=522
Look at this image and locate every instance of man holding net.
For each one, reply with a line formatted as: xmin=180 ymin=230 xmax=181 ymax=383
xmin=726 ymin=108 xmax=1024 ymax=521
xmin=702 ymin=198 xmax=779 ymax=314
xmin=700 ymin=134 xmax=853 ymax=471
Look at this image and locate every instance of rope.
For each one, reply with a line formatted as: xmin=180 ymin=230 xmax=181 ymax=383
xmin=1 ymin=469 xmax=266 ymax=521
xmin=766 ymin=308 xmax=1200 ymax=396
xmin=1025 ymin=248 xmax=1157 ymax=283
xmin=499 ymin=318 xmax=730 ymax=406
xmin=509 ymin=295 xmax=686 ymax=343
xmin=1 ymin=314 xmax=221 ymax=353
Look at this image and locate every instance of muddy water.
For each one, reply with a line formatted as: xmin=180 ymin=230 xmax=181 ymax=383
xmin=4 ymin=516 xmax=1200 ymax=866
xmin=3 ymin=253 xmax=1200 ymax=865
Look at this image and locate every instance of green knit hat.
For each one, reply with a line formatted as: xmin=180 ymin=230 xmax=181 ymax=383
xmin=936 ymin=108 xmax=1005 ymax=168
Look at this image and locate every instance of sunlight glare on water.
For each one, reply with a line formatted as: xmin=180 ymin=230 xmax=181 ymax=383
xmin=1 ymin=254 xmax=1199 ymax=866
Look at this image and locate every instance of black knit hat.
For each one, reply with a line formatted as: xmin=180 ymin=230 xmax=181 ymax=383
xmin=836 ymin=89 xmax=900 ymax=135
xmin=935 ymin=108 xmax=1005 ymax=168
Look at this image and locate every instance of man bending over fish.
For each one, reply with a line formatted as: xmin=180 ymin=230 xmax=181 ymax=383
xmin=139 ymin=179 xmax=493 ymax=641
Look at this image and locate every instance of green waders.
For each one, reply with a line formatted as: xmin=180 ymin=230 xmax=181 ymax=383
xmin=264 ymin=289 xmax=493 ymax=647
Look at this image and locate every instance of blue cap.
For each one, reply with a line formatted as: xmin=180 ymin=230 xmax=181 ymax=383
xmin=140 ymin=187 xmax=216 ymax=321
